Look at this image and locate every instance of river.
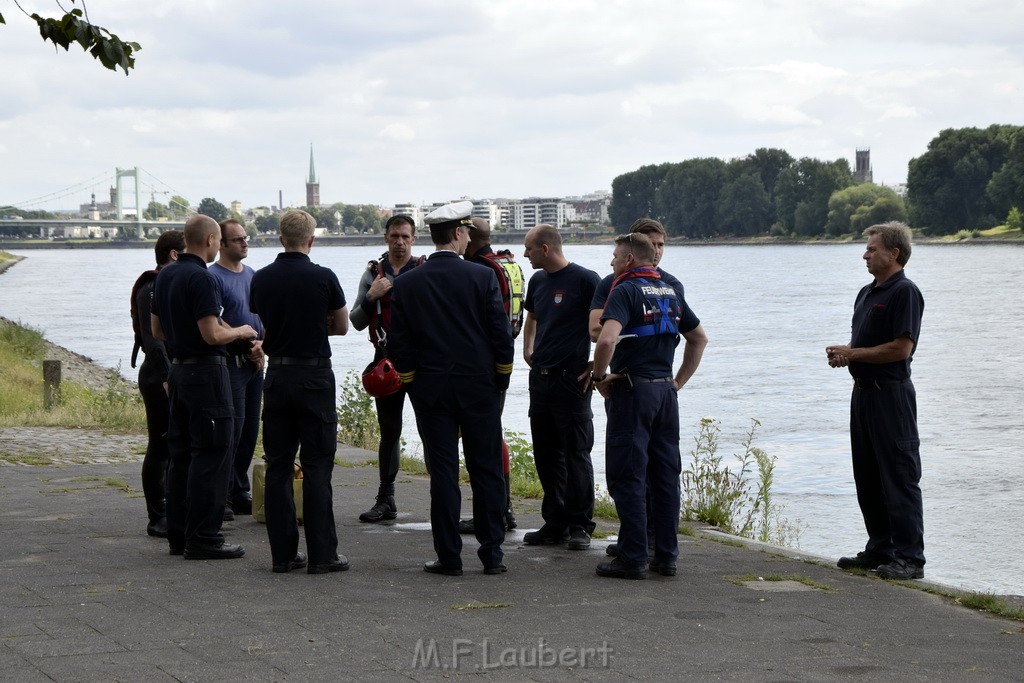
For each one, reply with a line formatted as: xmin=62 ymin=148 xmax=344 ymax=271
xmin=1 ymin=242 xmax=1021 ymax=595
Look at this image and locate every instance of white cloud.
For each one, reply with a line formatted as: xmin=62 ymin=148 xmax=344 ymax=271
xmin=2 ymin=0 xmax=1023 ymax=208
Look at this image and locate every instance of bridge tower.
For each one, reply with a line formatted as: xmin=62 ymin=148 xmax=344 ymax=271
xmin=114 ymin=167 xmax=143 ymax=221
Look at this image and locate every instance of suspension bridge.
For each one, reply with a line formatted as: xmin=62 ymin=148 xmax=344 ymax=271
xmin=1 ymin=167 xmax=191 ymax=239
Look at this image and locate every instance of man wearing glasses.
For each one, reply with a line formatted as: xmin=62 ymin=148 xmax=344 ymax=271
xmin=211 ymin=219 xmax=265 ymax=519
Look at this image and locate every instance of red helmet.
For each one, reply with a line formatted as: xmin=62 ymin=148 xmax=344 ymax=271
xmin=361 ymin=357 xmax=402 ymax=397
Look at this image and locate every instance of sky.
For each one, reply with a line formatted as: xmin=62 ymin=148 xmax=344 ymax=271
xmin=1 ymin=0 xmax=1021 ymax=213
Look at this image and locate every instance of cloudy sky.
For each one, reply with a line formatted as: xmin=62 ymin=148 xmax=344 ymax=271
xmin=1 ymin=0 xmax=1020 ymax=213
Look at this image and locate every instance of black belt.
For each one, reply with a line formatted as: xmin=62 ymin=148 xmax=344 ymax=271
xmin=628 ymin=376 xmax=673 ymax=384
xmin=853 ymin=377 xmax=908 ymax=389
xmin=268 ymin=357 xmax=332 ymax=368
xmin=172 ymin=356 xmax=227 ymax=366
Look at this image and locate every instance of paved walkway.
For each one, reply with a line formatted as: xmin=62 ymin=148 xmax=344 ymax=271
xmin=0 ymin=430 xmax=1021 ymax=681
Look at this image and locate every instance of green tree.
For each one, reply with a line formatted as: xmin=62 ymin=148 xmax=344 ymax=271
xmin=167 ymin=195 xmax=190 ymax=218
xmin=825 ymin=184 xmax=906 ymax=236
xmin=655 ymin=158 xmax=728 ymax=237
xmin=609 ymin=163 xmax=673 ymax=231
xmin=907 ymin=125 xmax=1020 ymax=234
xmin=775 ymin=158 xmax=854 ymax=236
xmin=142 ymin=200 xmax=169 ymax=221
xmin=986 ymin=129 xmax=1024 ymax=219
xmin=1 ymin=1 xmax=140 ymax=74
xmin=717 ymin=172 xmax=773 ymax=236
xmin=1006 ymin=207 xmax=1023 ymax=231
xmin=197 ymin=197 xmax=229 ymax=222
xmin=254 ymin=213 xmax=279 ymax=233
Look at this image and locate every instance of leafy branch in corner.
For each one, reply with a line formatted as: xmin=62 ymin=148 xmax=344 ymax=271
xmin=2 ymin=0 xmax=140 ymax=75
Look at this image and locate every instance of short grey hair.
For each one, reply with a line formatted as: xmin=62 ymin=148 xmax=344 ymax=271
xmin=864 ymin=221 xmax=912 ymax=266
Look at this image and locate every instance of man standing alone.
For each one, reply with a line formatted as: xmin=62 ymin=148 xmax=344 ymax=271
xmin=210 ymin=219 xmax=264 ymax=518
xmin=250 ymin=209 xmax=350 ymax=575
xmin=521 ymin=224 xmax=600 ymax=550
xmin=827 ymin=221 xmax=926 ymax=581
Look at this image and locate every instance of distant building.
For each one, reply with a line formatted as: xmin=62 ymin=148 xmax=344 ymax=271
xmin=78 ymin=187 xmax=116 ymax=217
xmin=563 ymin=190 xmax=611 ymax=225
xmin=305 ymin=144 xmax=320 ymax=207
xmin=854 ymin=148 xmax=873 ymax=184
xmin=230 ymin=200 xmax=242 ymax=215
xmin=390 ymin=203 xmax=424 ymax=228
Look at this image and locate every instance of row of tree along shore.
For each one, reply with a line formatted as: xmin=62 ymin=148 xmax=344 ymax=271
xmin=610 ymin=124 xmax=1024 ymax=239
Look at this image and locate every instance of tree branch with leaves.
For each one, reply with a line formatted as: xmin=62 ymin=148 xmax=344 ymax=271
xmin=2 ymin=0 xmax=140 ymax=74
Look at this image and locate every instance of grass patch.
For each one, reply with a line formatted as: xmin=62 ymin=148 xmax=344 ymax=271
xmin=977 ymin=224 xmax=1023 ymax=238
xmin=399 ymin=454 xmax=429 ymax=476
xmin=449 ymin=602 xmax=513 ymax=611
xmin=593 ymin=490 xmax=618 ymax=520
xmin=908 ymin=585 xmax=1024 ymax=622
xmin=0 ymin=319 xmax=146 ymax=431
xmin=709 ymin=536 xmax=745 ymax=548
xmin=0 ymin=451 xmax=55 ymax=466
xmin=69 ymin=476 xmax=134 ymax=493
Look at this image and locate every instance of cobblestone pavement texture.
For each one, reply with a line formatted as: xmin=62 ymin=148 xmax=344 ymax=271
xmin=0 ymin=429 xmax=1022 ymax=681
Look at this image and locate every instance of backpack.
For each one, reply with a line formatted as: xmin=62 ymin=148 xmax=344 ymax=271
xmin=479 ymin=249 xmax=525 ymax=338
xmin=366 ymin=253 xmax=426 ymax=351
xmin=129 ymin=269 xmax=158 ymax=368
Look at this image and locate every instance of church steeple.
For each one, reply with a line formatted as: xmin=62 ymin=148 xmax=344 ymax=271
xmin=305 ymin=143 xmax=320 ymax=207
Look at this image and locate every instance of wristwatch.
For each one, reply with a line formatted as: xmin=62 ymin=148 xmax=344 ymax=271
xmin=592 ymin=373 xmax=608 ymax=383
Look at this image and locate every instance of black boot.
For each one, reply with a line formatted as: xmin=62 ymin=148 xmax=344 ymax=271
xmin=503 ymin=472 xmax=517 ymax=530
xmin=359 ymin=483 xmax=397 ymax=523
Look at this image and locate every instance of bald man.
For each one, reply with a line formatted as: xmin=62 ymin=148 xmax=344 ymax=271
xmin=152 ymin=214 xmax=258 ymax=560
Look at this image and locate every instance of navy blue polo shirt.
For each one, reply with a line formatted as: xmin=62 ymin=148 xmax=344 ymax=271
xmin=524 ymin=262 xmax=600 ymax=371
xmin=848 ymin=269 xmax=924 ymax=381
xmin=250 ymin=252 xmax=345 ymax=358
xmin=151 ymin=252 xmax=226 ymax=358
xmin=591 ymin=268 xmax=700 ymax=334
xmin=602 ymin=275 xmax=681 ymax=378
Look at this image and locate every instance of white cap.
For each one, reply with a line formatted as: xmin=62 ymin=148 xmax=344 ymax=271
xmin=424 ymin=201 xmax=474 ymax=226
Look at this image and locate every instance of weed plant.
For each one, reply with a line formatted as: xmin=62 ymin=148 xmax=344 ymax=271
xmin=335 ymin=370 xmax=381 ymax=451
xmin=681 ymin=418 xmax=798 ymax=547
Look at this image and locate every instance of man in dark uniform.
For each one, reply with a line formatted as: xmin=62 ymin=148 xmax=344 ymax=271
xmin=460 ymin=216 xmax=522 ymax=533
xmin=521 ymin=224 xmax=600 ymax=550
xmin=250 ymin=209 xmax=350 ymax=575
xmin=210 ymin=218 xmax=265 ymax=518
xmin=350 ymin=214 xmax=422 ymax=523
xmin=827 ymin=221 xmax=926 ymax=581
xmin=390 ymin=201 xmax=514 ymax=576
xmin=151 ymin=215 xmax=258 ymax=560
xmin=591 ymin=232 xmax=690 ymax=580
xmin=132 ymin=230 xmax=184 ymax=538
xmin=590 ymin=218 xmax=707 ymax=559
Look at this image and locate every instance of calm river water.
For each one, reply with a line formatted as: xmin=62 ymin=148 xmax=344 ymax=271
xmin=1 ymin=243 xmax=1021 ymax=595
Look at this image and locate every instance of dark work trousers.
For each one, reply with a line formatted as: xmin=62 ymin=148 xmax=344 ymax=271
xmin=165 ymin=363 xmax=234 ymax=549
xmin=604 ymin=380 xmax=681 ymax=568
xmin=409 ymin=373 xmax=505 ymax=569
xmin=262 ymin=366 xmax=339 ymax=566
xmin=528 ymin=368 xmax=596 ymax=536
xmin=138 ymin=360 xmax=169 ymax=525
xmin=849 ymin=380 xmax=925 ymax=565
xmin=226 ymin=358 xmax=263 ymax=503
xmin=374 ymin=388 xmax=406 ymax=486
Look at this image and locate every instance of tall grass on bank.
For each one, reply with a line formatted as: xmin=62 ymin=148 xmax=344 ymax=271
xmin=0 ymin=319 xmax=146 ymax=430
xmin=681 ymin=418 xmax=798 ymax=546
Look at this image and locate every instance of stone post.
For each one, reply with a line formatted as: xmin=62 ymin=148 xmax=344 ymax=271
xmin=43 ymin=359 xmax=61 ymax=409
